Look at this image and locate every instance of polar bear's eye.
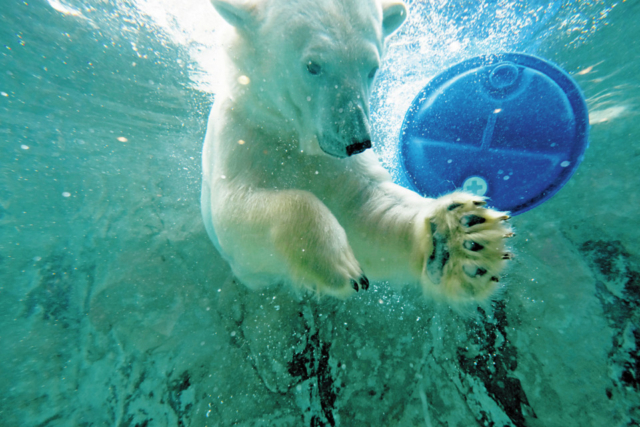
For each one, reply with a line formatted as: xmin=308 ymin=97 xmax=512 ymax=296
xmin=307 ymin=61 xmax=322 ymax=76
xmin=368 ymin=67 xmax=379 ymax=79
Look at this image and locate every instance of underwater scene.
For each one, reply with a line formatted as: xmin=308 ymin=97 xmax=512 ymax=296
xmin=1 ymin=0 xmax=639 ymax=425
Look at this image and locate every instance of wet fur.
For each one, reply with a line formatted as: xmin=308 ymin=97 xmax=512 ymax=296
xmin=201 ymin=0 xmax=513 ymax=305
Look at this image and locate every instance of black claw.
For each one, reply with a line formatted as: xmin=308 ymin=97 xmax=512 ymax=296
xmin=476 ymin=267 xmax=487 ymax=277
xmin=461 ymin=215 xmax=486 ymax=227
xmin=491 ymin=276 xmax=500 ymax=282
xmin=447 ymin=203 xmax=463 ymax=211
xmin=463 ymin=240 xmax=484 ymax=251
xmin=351 ymin=279 xmax=359 ymax=292
xmin=502 ymin=253 xmax=514 ymax=260
xmin=359 ymin=275 xmax=370 ymax=291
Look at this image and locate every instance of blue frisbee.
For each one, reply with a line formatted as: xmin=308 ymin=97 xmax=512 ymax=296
xmin=399 ymin=53 xmax=589 ymax=215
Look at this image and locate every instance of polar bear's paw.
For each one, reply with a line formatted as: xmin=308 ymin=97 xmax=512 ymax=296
xmin=423 ymin=191 xmax=513 ymax=304
xmin=287 ymin=243 xmax=369 ymax=299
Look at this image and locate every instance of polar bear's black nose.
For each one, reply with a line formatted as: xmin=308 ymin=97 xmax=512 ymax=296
xmin=346 ymin=140 xmax=372 ymax=156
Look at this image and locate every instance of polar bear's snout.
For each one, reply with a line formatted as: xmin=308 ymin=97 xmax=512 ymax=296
xmin=318 ymin=98 xmax=372 ymax=157
xmin=343 ymin=102 xmax=372 ymax=156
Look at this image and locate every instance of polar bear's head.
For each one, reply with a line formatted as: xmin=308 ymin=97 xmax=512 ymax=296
xmin=212 ymin=0 xmax=408 ymax=158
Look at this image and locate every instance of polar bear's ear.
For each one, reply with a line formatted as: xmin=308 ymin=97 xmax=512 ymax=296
xmin=381 ymin=1 xmax=408 ymax=38
xmin=211 ymin=0 xmax=255 ymax=29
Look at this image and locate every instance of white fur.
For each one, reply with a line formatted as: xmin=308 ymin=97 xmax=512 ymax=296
xmin=201 ymin=0 xmax=511 ymax=303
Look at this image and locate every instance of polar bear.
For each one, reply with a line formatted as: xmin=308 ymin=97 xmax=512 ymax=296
xmin=201 ymin=0 xmax=513 ymax=304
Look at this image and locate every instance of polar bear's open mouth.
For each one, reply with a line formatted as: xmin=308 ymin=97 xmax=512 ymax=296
xmin=345 ymin=140 xmax=372 ymax=156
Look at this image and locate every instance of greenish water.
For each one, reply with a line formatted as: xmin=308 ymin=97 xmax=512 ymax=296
xmin=1 ymin=0 xmax=638 ymax=425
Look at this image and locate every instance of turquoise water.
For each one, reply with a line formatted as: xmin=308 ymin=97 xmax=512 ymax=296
xmin=1 ymin=0 xmax=638 ymax=425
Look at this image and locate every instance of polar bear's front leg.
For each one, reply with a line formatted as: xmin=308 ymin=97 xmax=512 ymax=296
xmin=344 ymin=179 xmax=512 ymax=304
xmin=422 ymin=191 xmax=513 ymax=304
xmin=211 ymin=187 xmax=368 ymax=298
